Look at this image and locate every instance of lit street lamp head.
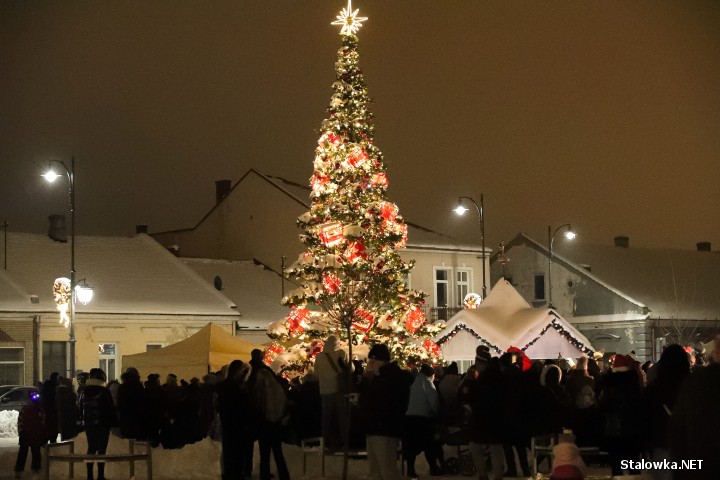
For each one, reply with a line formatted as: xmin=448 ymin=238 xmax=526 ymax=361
xmin=453 ymin=204 xmax=469 ymax=216
xmin=565 ymin=230 xmax=577 ymax=240
xmin=42 ymin=169 xmax=61 ymax=182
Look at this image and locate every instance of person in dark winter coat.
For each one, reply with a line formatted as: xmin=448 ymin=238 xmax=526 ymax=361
xmin=40 ymin=372 xmax=59 ymax=443
xmin=670 ymin=335 xmax=720 ymax=480
xmin=215 ymin=360 xmax=251 ymax=480
xmin=116 ymin=367 xmax=148 ymax=440
xmin=641 ymin=344 xmax=690 ymax=480
xmin=566 ymin=357 xmax=599 ymax=446
xmin=358 ymin=344 xmax=412 ymax=480
xmin=500 ymin=353 xmax=531 ymax=478
xmin=287 ymin=373 xmax=322 ymax=443
xmin=251 ymin=366 xmax=290 ymax=480
xmin=56 ymin=376 xmax=80 ymax=441
xmin=466 ymin=352 xmax=506 ymax=480
xmin=14 ymin=391 xmax=47 ymax=477
xmin=79 ymin=368 xmax=119 ymax=480
xmin=144 ymin=373 xmax=164 ymax=447
xmin=598 ymin=354 xmax=643 ymax=475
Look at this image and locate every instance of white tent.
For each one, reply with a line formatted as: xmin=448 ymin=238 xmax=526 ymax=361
xmin=435 ymin=279 xmax=594 ymax=361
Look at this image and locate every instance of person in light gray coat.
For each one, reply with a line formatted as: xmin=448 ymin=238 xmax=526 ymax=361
xmin=404 ymin=364 xmax=442 ymax=478
xmin=314 ymin=335 xmax=349 ymax=450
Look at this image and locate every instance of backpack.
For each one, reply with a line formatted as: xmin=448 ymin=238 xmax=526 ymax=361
xmin=254 ymin=369 xmax=287 ymax=423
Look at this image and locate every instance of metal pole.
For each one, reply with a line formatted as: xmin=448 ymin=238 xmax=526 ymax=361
xmin=69 ymin=157 xmax=76 ymax=379
xmin=547 ymin=225 xmax=553 ymax=308
xmin=281 ymin=256 xmax=286 ymax=298
xmin=480 ymin=195 xmax=486 ymax=299
xmin=2 ymin=220 xmax=7 ymax=270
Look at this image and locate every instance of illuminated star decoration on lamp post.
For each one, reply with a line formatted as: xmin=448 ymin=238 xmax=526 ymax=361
xmin=547 ymin=224 xmax=576 ymax=309
xmin=331 ymin=0 xmax=367 ymax=35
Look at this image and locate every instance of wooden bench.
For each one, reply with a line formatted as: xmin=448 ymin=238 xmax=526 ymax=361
xmin=44 ymin=438 xmax=152 ymax=480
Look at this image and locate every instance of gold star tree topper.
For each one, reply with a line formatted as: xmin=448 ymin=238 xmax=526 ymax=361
xmin=331 ymin=0 xmax=367 ymax=35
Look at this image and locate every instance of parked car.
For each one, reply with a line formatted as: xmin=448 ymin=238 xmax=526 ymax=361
xmin=0 ymin=385 xmax=39 ymax=412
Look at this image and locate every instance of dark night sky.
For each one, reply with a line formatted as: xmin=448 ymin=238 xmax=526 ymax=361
xmin=1 ymin=1 xmax=719 ymax=252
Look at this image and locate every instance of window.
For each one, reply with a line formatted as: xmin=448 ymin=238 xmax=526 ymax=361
xmin=434 ymin=268 xmax=452 ymax=308
xmin=42 ymin=341 xmax=67 ymax=380
xmin=0 ymin=348 xmax=24 ymax=385
xmin=146 ymin=344 xmax=163 ymax=352
xmin=98 ymin=343 xmax=118 ymax=382
xmin=534 ymin=274 xmax=546 ymax=301
xmin=456 ymin=269 xmax=472 ymax=307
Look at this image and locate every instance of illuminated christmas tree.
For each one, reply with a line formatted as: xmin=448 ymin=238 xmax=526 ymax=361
xmin=266 ymin=1 xmax=443 ymax=376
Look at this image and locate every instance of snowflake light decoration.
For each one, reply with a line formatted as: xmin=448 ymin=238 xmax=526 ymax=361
xmin=331 ymin=0 xmax=367 ymax=36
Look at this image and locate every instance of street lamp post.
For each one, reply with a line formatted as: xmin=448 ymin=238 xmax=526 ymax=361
xmin=43 ymin=157 xmax=77 ymax=378
xmin=547 ymin=224 xmax=576 ymax=309
xmin=453 ymin=195 xmax=487 ymax=299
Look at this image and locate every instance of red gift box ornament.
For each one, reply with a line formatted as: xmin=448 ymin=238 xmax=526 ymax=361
xmin=264 ymin=344 xmax=285 ymax=365
xmin=370 ymin=172 xmax=388 ymax=188
xmin=319 ymin=222 xmax=344 ymax=247
xmin=286 ymin=307 xmax=310 ymax=334
xmin=311 ymin=174 xmax=329 ymax=193
xmin=307 ymin=340 xmax=324 ymax=359
xmin=327 ymin=133 xmax=342 ymax=146
xmin=345 ymin=146 xmax=369 ymax=169
xmin=352 ymin=308 xmax=375 ymax=333
xmin=379 ymin=201 xmax=398 ymax=222
xmin=423 ymin=340 xmax=441 ymax=357
xmin=405 ymin=306 xmax=426 ymax=332
xmin=322 ymin=273 xmax=341 ymax=293
xmin=344 ymin=240 xmax=367 ymax=263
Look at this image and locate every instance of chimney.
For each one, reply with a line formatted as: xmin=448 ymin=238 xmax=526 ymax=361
xmin=696 ymin=242 xmax=712 ymax=252
xmin=135 ymin=224 xmax=148 ymax=234
xmin=48 ymin=215 xmax=67 ymax=243
xmin=614 ymin=236 xmax=629 ymax=248
xmin=215 ymin=180 xmax=232 ymax=205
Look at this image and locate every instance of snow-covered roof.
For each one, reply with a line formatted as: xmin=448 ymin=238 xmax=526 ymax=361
xmin=496 ymin=233 xmax=720 ymax=321
xmin=183 ymin=258 xmax=288 ymax=331
xmin=0 ymin=232 xmax=238 ymax=316
xmin=436 ymin=279 xmax=594 ymax=358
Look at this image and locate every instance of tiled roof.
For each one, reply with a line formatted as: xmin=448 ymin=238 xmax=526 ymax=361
xmin=1 ymin=232 xmax=238 ymax=316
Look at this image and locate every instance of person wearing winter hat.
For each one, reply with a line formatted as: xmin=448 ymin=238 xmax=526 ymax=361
xmin=474 ymin=345 xmax=491 ymax=371
xmin=358 ymin=343 xmax=412 ymax=480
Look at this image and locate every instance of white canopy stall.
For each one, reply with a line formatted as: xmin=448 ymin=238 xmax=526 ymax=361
xmin=435 ymin=279 xmax=594 ymax=368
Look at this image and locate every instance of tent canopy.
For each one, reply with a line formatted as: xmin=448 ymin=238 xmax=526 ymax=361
xmin=122 ymin=323 xmax=261 ymax=380
xmin=436 ymin=279 xmax=593 ymax=360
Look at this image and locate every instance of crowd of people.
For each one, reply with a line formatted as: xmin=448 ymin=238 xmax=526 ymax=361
xmin=13 ymin=335 xmax=720 ymax=480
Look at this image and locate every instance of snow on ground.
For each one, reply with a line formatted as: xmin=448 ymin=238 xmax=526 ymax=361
xmin=0 ymin=410 xmax=19 ymax=438
xmin=0 ymin=421 xmax=623 ymax=480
